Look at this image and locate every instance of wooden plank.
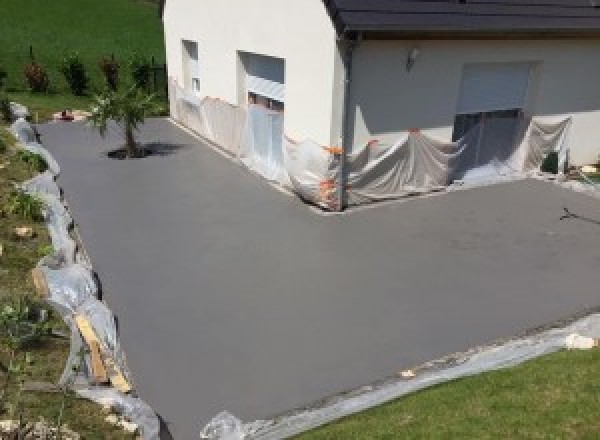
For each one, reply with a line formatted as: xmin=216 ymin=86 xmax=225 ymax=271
xmin=89 ymin=340 xmax=108 ymax=384
xmin=31 ymin=268 xmax=49 ymax=298
xmin=75 ymin=315 xmax=131 ymax=392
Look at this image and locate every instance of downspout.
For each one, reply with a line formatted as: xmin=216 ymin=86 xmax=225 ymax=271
xmin=338 ymin=32 xmax=362 ymax=211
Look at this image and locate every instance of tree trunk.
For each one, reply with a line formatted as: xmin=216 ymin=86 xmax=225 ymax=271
xmin=124 ymin=123 xmax=138 ymax=158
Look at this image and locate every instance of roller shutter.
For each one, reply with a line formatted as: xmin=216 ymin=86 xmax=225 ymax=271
xmin=245 ymin=54 xmax=285 ymax=103
xmin=457 ymin=63 xmax=532 ymax=115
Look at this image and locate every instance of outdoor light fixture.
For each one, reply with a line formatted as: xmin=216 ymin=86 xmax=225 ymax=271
xmin=406 ymin=47 xmax=421 ymax=71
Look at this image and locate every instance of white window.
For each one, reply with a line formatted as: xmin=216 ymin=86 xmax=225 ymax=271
xmin=182 ymin=40 xmax=200 ymax=93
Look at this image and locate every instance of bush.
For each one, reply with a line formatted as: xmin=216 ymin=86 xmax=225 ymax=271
xmin=0 ymin=95 xmax=11 ymax=122
xmin=541 ymin=152 xmax=559 ymax=174
xmin=99 ymin=56 xmax=119 ymax=91
xmin=15 ymin=150 xmax=47 ymax=173
xmin=129 ymin=53 xmax=151 ymax=90
xmin=0 ymin=67 xmax=7 ymax=89
xmin=23 ymin=62 xmax=49 ymax=93
xmin=0 ymin=137 xmax=6 ymax=154
xmin=5 ymin=189 xmax=44 ymax=221
xmin=60 ymin=52 xmax=89 ymax=96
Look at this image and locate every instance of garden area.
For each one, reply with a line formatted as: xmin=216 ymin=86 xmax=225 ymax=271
xmin=0 ymin=0 xmax=166 ymax=122
xmin=0 ymin=125 xmax=131 ymax=437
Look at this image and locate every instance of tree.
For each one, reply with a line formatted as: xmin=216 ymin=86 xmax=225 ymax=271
xmin=88 ymin=86 xmax=162 ymax=158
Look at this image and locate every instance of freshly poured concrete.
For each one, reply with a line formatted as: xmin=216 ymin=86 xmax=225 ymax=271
xmin=37 ymin=119 xmax=600 ymax=439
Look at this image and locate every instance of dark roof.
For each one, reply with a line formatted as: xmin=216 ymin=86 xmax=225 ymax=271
xmin=323 ymin=0 xmax=600 ymax=38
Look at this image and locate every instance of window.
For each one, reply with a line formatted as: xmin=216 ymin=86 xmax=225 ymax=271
xmin=241 ymin=52 xmax=285 ymax=112
xmin=182 ymin=40 xmax=200 ymax=93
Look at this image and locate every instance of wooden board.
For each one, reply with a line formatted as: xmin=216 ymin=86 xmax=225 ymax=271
xmin=31 ymin=267 xmax=49 ymax=298
xmin=75 ymin=314 xmax=132 ymax=391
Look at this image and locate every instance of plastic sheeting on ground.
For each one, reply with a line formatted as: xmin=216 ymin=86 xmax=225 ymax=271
xmin=9 ymin=117 xmax=160 ymax=439
xmin=346 ymin=117 xmax=572 ymax=206
xmin=197 ymin=312 xmax=600 ymax=440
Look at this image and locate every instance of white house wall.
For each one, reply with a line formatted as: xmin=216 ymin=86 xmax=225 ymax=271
xmin=163 ymin=0 xmax=339 ymax=146
xmin=349 ymin=40 xmax=600 ymax=165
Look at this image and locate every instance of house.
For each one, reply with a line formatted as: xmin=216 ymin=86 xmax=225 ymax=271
xmin=161 ymin=0 xmax=600 ymax=209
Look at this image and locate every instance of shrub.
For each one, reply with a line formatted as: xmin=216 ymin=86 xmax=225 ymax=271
xmin=23 ymin=62 xmax=49 ymax=93
xmin=541 ymin=152 xmax=559 ymax=174
xmin=60 ymin=52 xmax=89 ymax=96
xmin=0 ymin=95 xmax=11 ymax=122
xmin=99 ymin=56 xmax=120 ymax=91
xmin=129 ymin=53 xmax=151 ymax=90
xmin=5 ymin=189 xmax=44 ymax=221
xmin=16 ymin=150 xmax=47 ymax=172
xmin=0 ymin=296 xmax=50 ymax=352
xmin=0 ymin=67 xmax=7 ymax=89
xmin=0 ymin=137 xmax=6 ymax=154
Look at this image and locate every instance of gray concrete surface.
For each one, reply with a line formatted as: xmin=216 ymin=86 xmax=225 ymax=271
xmin=37 ymin=119 xmax=600 ymax=439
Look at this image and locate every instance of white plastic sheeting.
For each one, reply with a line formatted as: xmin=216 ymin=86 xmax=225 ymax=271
xmin=169 ymin=78 xmax=573 ymax=210
xmin=284 ymin=138 xmax=340 ymax=210
xmin=169 ymin=78 xmax=340 ymax=208
xmin=239 ymin=105 xmax=287 ymax=182
xmin=346 ymin=117 xmax=572 ymax=206
xmin=9 ymin=117 xmax=160 ymax=439
xmin=346 ymin=131 xmax=472 ymax=205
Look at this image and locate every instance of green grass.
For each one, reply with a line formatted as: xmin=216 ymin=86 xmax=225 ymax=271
xmin=0 ymin=0 xmax=165 ymax=120
xmin=582 ymin=172 xmax=600 ymax=184
xmin=0 ymin=125 xmax=129 ymax=437
xmin=0 ymin=0 xmax=164 ymax=93
xmin=297 ymin=349 xmax=600 ymax=439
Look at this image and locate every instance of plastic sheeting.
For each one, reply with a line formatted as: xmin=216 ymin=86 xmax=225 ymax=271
xmin=169 ymin=78 xmax=340 ymax=208
xmin=346 ymin=117 xmax=572 ymax=206
xmin=196 ymin=312 xmax=600 ymax=440
xmin=9 ymin=117 xmax=160 ymax=439
xmin=239 ymin=105 xmax=287 ymax=182
xmin=170 ymin=77 xmax=573 ymax=210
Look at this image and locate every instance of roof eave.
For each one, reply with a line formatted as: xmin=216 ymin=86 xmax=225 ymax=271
xmin=342 ymin=26 xmax=600 ymax=40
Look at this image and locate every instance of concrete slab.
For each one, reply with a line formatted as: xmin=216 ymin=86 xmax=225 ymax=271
xmin=37 ymin=119 xmax=600 ymax=439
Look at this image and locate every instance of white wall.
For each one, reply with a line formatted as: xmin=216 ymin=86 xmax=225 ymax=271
xmin=349 ymin=40 xmax=600 ymax=165
xmin=163 ymin=0 xmax=339 ymax=146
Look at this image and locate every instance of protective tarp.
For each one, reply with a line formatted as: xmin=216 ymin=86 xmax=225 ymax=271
xmin=12 ymin=117 xmax=160 ymax=439
xmin=283 ymin=139 xmax=340 ymax=209
xmin=169 ymin=78 xmax=339 ymax=208
xmin=239 ymin=105 xmax=287 ymax=182
xmin=346 ymin=117 xmax=572 ymax=206
xmin=520 ymin=117 xmax=572 ymax=173
xmin=169 ymin=78 xmax=246 ymax=156
xmin=346 ymin=131 xmax=471 ymax=205
xmin=196 ymin=312 xmax=600 ymax=440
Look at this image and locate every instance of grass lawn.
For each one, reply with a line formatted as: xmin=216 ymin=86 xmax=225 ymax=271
xmin=0 ymin=0 xmax=165 ymax=120
xmin=297 ymin=349 xmax=600 ymax=439
xmin=0 ymin=125 xmax=129 ymax=438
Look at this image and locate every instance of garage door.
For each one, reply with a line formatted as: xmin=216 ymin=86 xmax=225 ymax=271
xmin=457 ymin=63 xmax=532 ymax=115
xmin=245 ymin=53 xmax=285 ymax=103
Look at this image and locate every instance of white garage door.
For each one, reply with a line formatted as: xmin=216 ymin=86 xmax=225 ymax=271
xmin=245 ymin=53 xmax=285 ymax=103
xmin=457 ymin=63 xmax=532 ymax=115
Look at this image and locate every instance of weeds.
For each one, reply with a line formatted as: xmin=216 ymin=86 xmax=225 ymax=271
xmin=5 ymin=189 xmax=44 ymax=221
xmin=15 ymin=150 xmax=47 ymax=173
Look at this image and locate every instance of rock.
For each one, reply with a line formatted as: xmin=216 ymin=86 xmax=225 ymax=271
xmin=119 ymin=419 xmax=138 ymax=433
xmin=400 ymin=369 xmax=416 ymax=379
xmin=105 ymin=414 xmax=119 ymax=426
xmin=581 ymin=165 xmax=598 ymax=174
xmin=566 ymin=333 xmax=597 ymax=350
xmin=0 ymin=420 xmax=19 ymax=432
xmin=14 ymin=226 xmax=34 ymax=239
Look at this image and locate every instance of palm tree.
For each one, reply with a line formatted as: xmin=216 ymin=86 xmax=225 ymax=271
xmin=89 ymin=85 xmax=162 ymax=158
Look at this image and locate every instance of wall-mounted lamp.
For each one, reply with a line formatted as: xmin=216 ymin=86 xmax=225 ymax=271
xmin=406 ymin=47 xmax=421 ymax=71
